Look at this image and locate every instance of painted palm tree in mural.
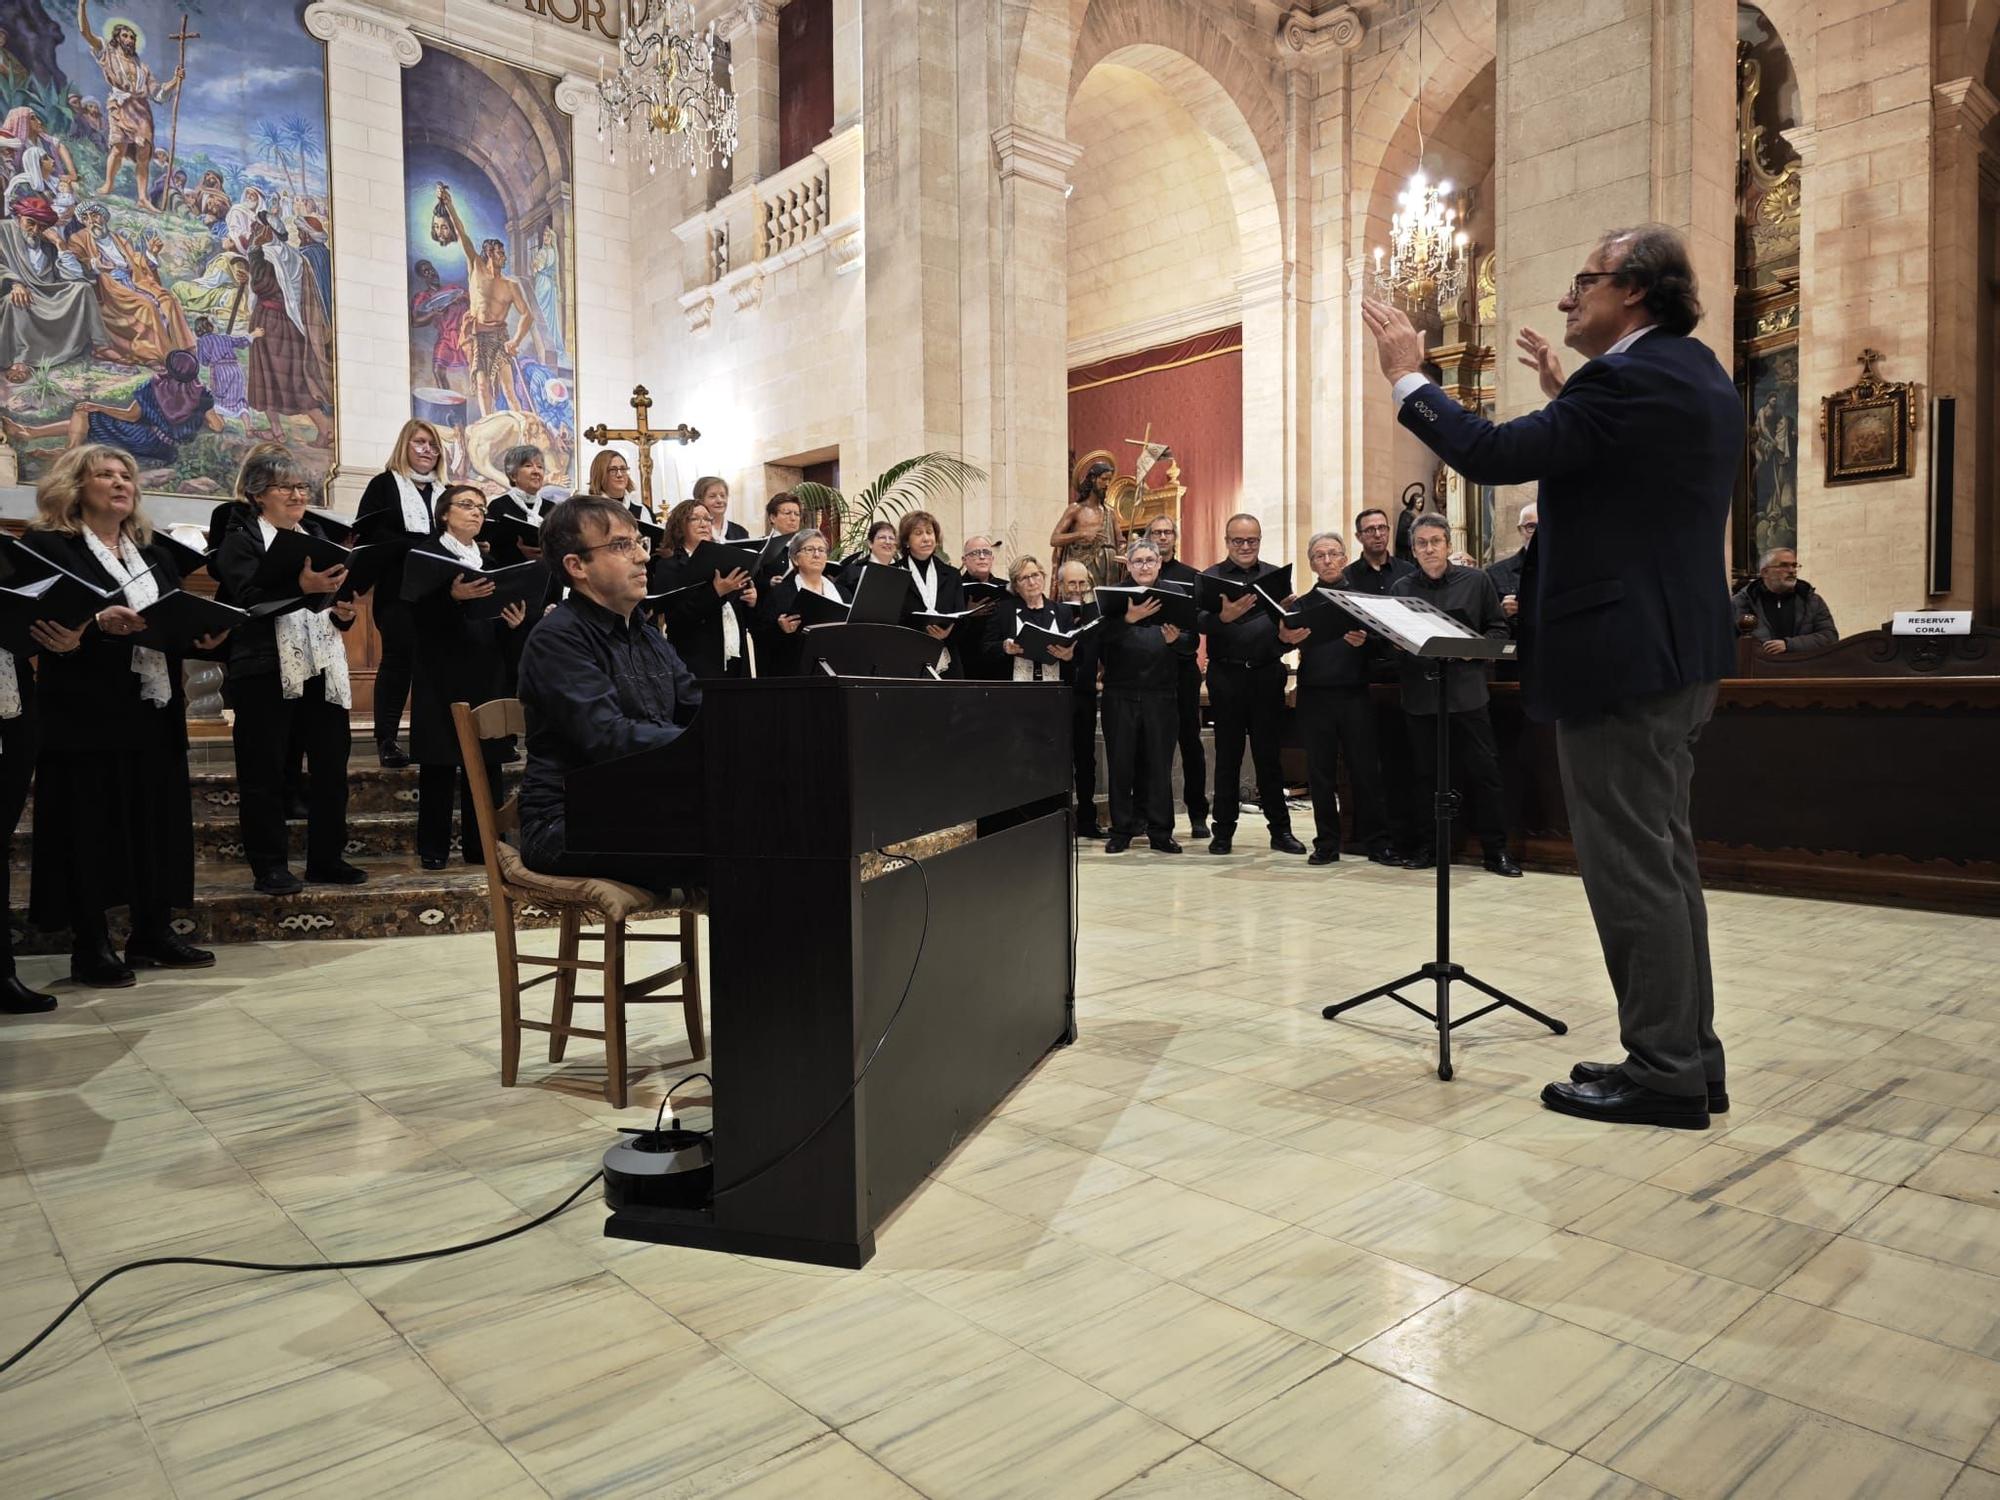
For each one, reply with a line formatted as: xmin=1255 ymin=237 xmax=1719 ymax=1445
xmin=281 ymin=114 xmax=320 ymax=198
xmin=251 ymin=118 xmax=292 ymax=196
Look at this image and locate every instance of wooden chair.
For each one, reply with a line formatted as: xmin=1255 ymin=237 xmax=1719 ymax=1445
xmin=452 ymin=699 xmax=706 ymax=1107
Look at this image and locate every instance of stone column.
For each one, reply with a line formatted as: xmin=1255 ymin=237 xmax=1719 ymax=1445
xmin=303 ymin=0 xmax=422 ymax=508
xmin=832 ymin=0 xmax=863 ymax=130
xmin=724 ymin=0 xmax=782 ymax=190
xmin=1237 ymin=264 xmax=1288 ymax=541
xmin=556 ymin=74 xmax=638 ymax=492
xmin=1929 ymin=80 xmax=1998 ymax=611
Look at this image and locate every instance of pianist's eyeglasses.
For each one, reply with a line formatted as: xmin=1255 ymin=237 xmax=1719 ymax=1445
xmin=576 ymin=535 xmax=652 ymax=558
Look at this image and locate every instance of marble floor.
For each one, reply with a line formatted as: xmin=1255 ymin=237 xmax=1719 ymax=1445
xmin=2 ymin=845 xmax=1998 ymax=1499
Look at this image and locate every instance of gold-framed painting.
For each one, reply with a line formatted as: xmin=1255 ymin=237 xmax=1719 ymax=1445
xmin=1820 ymin=349 xmax=1916 ymax=486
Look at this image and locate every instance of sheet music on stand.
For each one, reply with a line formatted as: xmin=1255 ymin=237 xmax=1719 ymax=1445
xmin=1317 ymin=589 xmax=1516 ymax=661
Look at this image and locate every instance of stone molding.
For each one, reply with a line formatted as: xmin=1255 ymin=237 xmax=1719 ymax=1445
xmin=722 ymin=1 xmax=782 ymax=42
xmin=992 ymin=124 xmax=1083 ymax=191
xmin=1935 ymin=77 xmax=2000 ymax=140
xmin=1235 ymin=263 xmax=1287 ymax=307
xmin=1279 ymin=4 xmax=1364 ymax=67
xmin=826 ymin=215 xmax=863 ymax=276
xmin=554 ymin=73 xmax=597 ymax=119
xmin=302 ymin=0 xmax=422 ymax=67
xmin=679 ymin=287 xmax=716 ymax=334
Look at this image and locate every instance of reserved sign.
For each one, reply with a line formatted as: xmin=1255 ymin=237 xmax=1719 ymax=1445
xmin=1891 ymin=611 xmax=1972 ymax=636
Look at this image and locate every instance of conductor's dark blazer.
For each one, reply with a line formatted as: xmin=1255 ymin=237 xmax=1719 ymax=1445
xmin=1396 ymin=328 xmax=1740 ymax=723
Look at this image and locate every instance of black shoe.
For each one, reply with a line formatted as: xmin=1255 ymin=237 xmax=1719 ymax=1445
xmin=420 ymin=854 xmax=448 ymax=871
xmin=1077 ymin=822 xmax=1106 ymax=840
xmin=285 ymin=796 xmax=310 ymax=821
xmin=1148 ymin=836 xmax=1183 ymax=854
xmin=1571 ymin=1060 xmax=1729 ymax=1114
xmin=1207 ymin=831 xmax=1233 ymax=855
xmin=305 ymin=861 xmax=368 ymax=886
xmin=1103 ymin=834 xmax=1131 ymax=854
xmin=1368 ymin=848 xmax=1406 ymax=867
xmin=1269 ymin=831 xmax=1307 ymax=855
xmin=69 ymin=944 xmax=135 ymax=989
xmin=255 ymin=867 xmax=304 ymax=896
xmin=1541 ymin=1076 xmax=1709 ymax=1130
xmin=1405 ymin=848 xmax=1436 ymax=869
xmin=376 ymin=739 xmax=410 ymax=768
xmin=1484 ymin=851 xmax=1524 ymax=878
xmin=1188 ymin=818 xmax=1211 ymax=841
xmin=1308 ymin=847 xmax=1340 ymax=866
xmin=125 ymin=935 xmax=216 ymax=970
xmin=0 ymin=975 xmax=56 ymax=1013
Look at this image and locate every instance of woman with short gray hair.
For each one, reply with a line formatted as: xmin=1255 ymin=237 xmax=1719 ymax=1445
xmin=755 ymin=528 xmax=842 ymax=675
xmin=485 ymin=443 xmax=567 ymax=687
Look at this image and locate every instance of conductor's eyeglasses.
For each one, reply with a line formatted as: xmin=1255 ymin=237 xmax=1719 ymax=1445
xmin=1566 ymin=271 xmax=1622 ymax=300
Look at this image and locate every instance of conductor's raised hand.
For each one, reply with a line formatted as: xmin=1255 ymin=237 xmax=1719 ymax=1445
xmin=1361 ymin=298 xmax=1425 ymax=383
xmin=1516 ymin=326 xmax=1566 ymax=400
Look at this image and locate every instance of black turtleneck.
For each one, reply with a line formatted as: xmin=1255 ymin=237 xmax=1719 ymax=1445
xmin=1387 ymin=563 xmax=1507 ymax=714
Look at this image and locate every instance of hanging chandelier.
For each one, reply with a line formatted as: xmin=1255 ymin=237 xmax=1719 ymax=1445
xmin=596 ymin=0 xmax=741 ymax=178
xmin=1370 ymin=18 xmax=1469 ymax=313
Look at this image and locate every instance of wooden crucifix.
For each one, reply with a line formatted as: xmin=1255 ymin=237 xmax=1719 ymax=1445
xmin=582 ymin=385 xmax=699 ymax=519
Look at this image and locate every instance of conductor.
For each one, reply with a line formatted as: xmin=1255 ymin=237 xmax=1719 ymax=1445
xmin=1362 ymin=224 xmax=1739 ymax=1131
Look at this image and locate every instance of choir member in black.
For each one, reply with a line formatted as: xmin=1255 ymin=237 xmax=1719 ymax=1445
xmin=1056 ymin=559 xmax=1103 ymax=834
xmin=1390 ymin=514 xmax=1520 ymax=877
xmin=0 ymin=632 xmax=49 ymax=1010
xmin=1098 ymin=540 xmax=1184 ymax=854
xmin=207 ymin=439 xmax=288 ymax=553
xmin=899 ymin=509 xmax=972 ymax=678
xmin=958 ymin=535 xmax=1009 ymax=680
xmin=757 ymin=528 xmax=841 ymax=676
xmin=411 ymin=485 xmax=529 ymax=868
xmin=649 ymin=497 xmax=756 ymax=678
xmin=1143 ymin=514 xmax=1210 ymax=839
xmin=694 ymin=475 xmax=750 ymax=541
xmin=1200 ymin=513 xmax=1304 ymax=855
xmin=1342 ymin=505 xmax=1420 ymax=856
xmin=750 ymin=490 xmax=804 ymax=594
xmin=25 ymin=445 xmax=222 ymax=985
xmin=485 ymin=442 xmax=561 ymax=687
xmin=517 ymin=496 xmax=703 ymax=891
xmin=984 ymin=555 xmax=1076 ymax=681
xmin=862 ymin=518 xmax=899 ymax=568
xmin=1285 ymin=531 xmax=1398 ymax=866
xmin=355 ymin=419 xmax=448 ymax=767
xmin=214 ymin=448 xmax=366 ymax=896
xmin=590 ymin=449 xmax=646 ymax=526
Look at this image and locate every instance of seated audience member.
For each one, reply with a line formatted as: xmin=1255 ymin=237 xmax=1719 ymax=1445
xmin=901 ymin=509 xmax=970 ymax=677
xmin=411 ymin=484 xmax=528 ymax=869
xmin=214 ymin=447 xmax=365 ymax=896
xmin=1142 ymin=513 xmax=1209 ymax=839
xmin=517 ymin=496 xmax=703 ymax=891
xmin=1732 ymin=547 xmax=1838 ymax=656
xmin=590 ymin=449 xmax=646 ymax=525
xmin=1057 ymin=559 xmax=1103 ymax=835
xmin=650 ymin=497 xmax=756 ymax=678
xmin=757 ymin=528 xmax=841 ymax=676
xmin=984 ymin=555 xmax=1076 ymax=682
xmin=694 ymin=474 xmax=749 ymax=540
xmin=1098 ymin=539 xmax=1182 ymax=854
xmin=1486 ymin=501 xmax=1537 ymax=627
xmin=1389 ymin=514 xmax=1520 ymax=878
xmin=356 ymin=418 xmax=450 ymax=767
xmin=1286 ymin=531 xmax=1398 ymax=866
xmin=26 ymin=444 xmax=220 ymax=986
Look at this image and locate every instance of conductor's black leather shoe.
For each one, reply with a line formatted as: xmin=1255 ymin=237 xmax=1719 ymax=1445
xmin=254 ymin=867 xmax=304 ymax=896
xmin=377 ymin=739 xmax=411 ymax=768
xmin=126 ymin=936 xmax=216 ymax=970
xmin=1308 ymin=847 xmax=1340 ymax=866
xmin=1484 ymin=851 xmax=1524 ymax=878
xmin=1148 ymin=836 xmax=1183 ymax=854
xmin=1571 ymin=1060 xmax=1729 ymax=1114
xmin=305 ymin=862 xmax=369 ymax=886
xmin=1541 ymin=1076 xmax=1709 ymax=1130
xmin=1207 ymin=831 xmax=1233 ymax=855
xmin=0 ymin=976 xmax=56 ymax=1013
xmin=1103 ymin=834 xmax=1131 ymax=854
xmin=1189 ymin=819 xmax=1212 ymax=840
xmin=1269 ymin=832 xmax=1307 ymax=855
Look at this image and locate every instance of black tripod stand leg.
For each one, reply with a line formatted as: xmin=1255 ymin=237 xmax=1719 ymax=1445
xmin=1323 ymin=969 xmax=1430 ymax=1020
xmin=1456 ymin=969 xmax=1568 ymax=1035
xmin=1435 ymin=966 xmax=1452 ymax=1080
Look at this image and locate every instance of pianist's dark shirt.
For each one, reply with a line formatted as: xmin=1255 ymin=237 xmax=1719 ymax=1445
xmin=516 ymin=591 xmax=701 ymax=858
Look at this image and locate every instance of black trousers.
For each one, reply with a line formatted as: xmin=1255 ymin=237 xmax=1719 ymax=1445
xmin=1373 ymin=694 xmax=1417 ymax=848
xmin=1208 ymin=660 xmax=1290 ymax=833
xmin=1072 ymin=688 xmax=1099 ymax=821
xmin=233 ymin=673 xmax=351 ymax=876
xmin=1406 ymin=706 xmax=1506 ymax=855
xmin=418 ymin=752 xmax=503 ymax=864
xmin=1101 ymin=688 xmax=1174 ymax=839
xmin=0 ymin=712 xmax=35 ymax=976
xmin=372 ymin=593 xmax=414 ymax=743
xmin=1173 ymin=655 xmax=1209 ymax=822
xmin=1296 ymin=686 xmax=1390 ymax=855
xmin=521 ymin=819 xmax=703 ymax=897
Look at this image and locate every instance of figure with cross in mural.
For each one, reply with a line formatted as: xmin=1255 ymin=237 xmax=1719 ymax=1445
xmin=77 ymin=4 xmax=186 ymax=210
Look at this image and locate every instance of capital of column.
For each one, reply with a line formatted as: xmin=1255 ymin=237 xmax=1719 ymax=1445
xmin=722 ymin=0 xmax=783 ymax=44
xmin=554 ymin=73 xmax=597 ymax=119
xmin=1778 ymin=124 xmax=1817 ymax=166
xmin=1935 ymin=77 xmax=2000 ymax=140
xmin=1278 ymin=4 xmax=1364 ymax=69
xmin=992 ymin=124 xmax=1083 ymax=191
xmin=303 ymin=0 xmax=422 ymax=68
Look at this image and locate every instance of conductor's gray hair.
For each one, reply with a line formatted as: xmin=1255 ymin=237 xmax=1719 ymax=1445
xmin=499 ymin=444 xmax=545 ymax=483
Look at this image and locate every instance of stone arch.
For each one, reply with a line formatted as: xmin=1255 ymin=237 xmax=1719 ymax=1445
xmin=1349 ymin=0 xmax=1495 ymax=241
xmin=404 ymin=45 xmax=569 ymax=252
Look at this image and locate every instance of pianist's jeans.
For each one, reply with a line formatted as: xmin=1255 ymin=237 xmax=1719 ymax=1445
xmin=519 ymin=817 xmax=704 ymax=900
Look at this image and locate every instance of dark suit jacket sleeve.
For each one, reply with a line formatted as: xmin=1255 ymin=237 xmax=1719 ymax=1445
xmin=1398 ymin=360 xmax=1624 ymax=486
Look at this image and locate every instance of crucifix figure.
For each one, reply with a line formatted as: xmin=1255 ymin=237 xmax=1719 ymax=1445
xmin=583 ymin=385 xmax=699 ymax=519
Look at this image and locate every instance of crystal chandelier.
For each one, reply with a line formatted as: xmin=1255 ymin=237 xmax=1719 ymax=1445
xmin=596 ymin=0 xmax=741 ymax=178
xmin=1370 ymin=18 xmax=1469 ymax=313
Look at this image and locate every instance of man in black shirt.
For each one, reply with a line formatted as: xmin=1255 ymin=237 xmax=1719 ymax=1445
xmin=1485 ymin=500 xmax=1537 ymax=630
xmin=1390 ymin=515 xmax=1520 ymax=877
xmin=1144 ymin=513 xmax=1210 ymax=838
xmin=1057 ymin=559 xmax=1104 ymax=836
xmin=1731 ymin=547 xmax=1837 ymax=655
xmin=1341 ymin=506 xmax=1420 ymax=856
xmin=517 ymin=495 xmax=702 ymax=891
xmin=1199 ymin=513 xmax=1304 ymax=855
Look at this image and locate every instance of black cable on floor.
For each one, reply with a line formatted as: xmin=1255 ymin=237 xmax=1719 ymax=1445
xmin=0 ymin=1169 xmax=606 ymax=1381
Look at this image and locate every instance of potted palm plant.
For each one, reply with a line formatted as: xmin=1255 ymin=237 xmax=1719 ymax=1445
xmin=792 ymin=452 xmax=987 ymax=557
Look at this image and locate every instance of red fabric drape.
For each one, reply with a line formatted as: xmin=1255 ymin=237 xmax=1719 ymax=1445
xmin=1067 ymin=326 xmax=1242 ymax=569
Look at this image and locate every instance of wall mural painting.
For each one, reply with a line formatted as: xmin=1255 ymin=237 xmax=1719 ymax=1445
xmin=0 ymin=1 xmax=334 ymax=493
xmin=401 ymin=38 xmax=575 ymax=495
xmin=1747 ymin=343 xmax=1799 ymax=556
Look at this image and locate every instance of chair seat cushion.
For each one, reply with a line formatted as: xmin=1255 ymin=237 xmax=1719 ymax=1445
xmin=495 ymin=841 xmax=662 ymax=920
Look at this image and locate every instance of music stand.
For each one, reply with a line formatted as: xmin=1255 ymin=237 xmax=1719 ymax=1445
xmin=1315 ymin=590 xmax=1566 ymax=1080
xmin=804 ymin=622 xmax=944 ymax=679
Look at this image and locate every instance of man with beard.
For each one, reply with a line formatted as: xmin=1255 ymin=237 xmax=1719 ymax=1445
xmin=245 ymin=218 xmax=334 ymax=446
xmin=1731 ymin=547 xmax=1837 ymax=655
xmin=78 ymin=6 xmax=184 ymax=210
xmin=0 ymin=193 xmax=111 ymax=380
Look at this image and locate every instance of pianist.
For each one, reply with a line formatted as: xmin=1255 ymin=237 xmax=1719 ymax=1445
xmin=516 ymin=495 xmax=704 ymax=890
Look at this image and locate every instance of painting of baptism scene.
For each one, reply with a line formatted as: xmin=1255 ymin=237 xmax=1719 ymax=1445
xmin=0 ymin=0 xmax=332 ymax=495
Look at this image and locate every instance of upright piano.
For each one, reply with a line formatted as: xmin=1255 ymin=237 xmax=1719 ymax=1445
xmin=565 ymin=676 xmax=1076 ymax=1268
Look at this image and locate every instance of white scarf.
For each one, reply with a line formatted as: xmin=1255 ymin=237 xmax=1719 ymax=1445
xmin=798 ymin=571 xmax=841 ymax=598
xmin=260 ymin=520 xmax=352 ymax=707
xmin=722 ymin=591 xmax=743 ymax=665
xmin=506 ymin=486 xmax=544 ymax=523
xmin=393 ymin=470 xmax=439 ymax=534
xmin=906 ymin=555 xmax=940 ymax=611
xmin=438 ymin=531 xmax=484 ymax=569
xmin=83 ymin=529 xmax=170 ymax=707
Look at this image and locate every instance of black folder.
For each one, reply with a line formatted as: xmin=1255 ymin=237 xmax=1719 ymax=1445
xmin=1015 ymin=614 xmax=1101 ymax=665
xmin=303 ymin=507 xmax=359 ymax=546
xmin=1259 ymin=581 xmax=1348 ymax=631
xmin=794 ymin=589 xmax=852 ymax=628
xmin=153 ymin=529 xmax=213 ymax=580
xmin=845 ymin=562 xmax=915 ymax=625
xmin=479 ymin=514 xmax=544 ymax=551
xmin=403 ymin=550 xmax=550 ymax=621
xmin=1094 ymin=585 xmax=1199 ymax=632
xmin=131 ymin=589 xmax=248 ymax=651
xmin=0 ymin=571 xmax=118 ymax=655
xmin=252 ymin=527 xmax=353 ymax=595
xmin=1195 ymin=564 xmax=1293 ymax=616
xmin=961 ymin=578 xmax=1008 ymax=604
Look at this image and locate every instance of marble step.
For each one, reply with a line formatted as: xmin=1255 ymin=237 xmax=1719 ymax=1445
xmin=11 ymin=811 xmax=423 ymax=869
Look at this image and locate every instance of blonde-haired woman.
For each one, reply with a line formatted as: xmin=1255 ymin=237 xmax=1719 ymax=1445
xmin=589 ymin=449 xmax=647 ymax=525
xmin=982 ymin=554 xmax=1078 ymax=683
xmin=354 ymin=418 xmax=447 ymax=766
xmin=24 ymin=444 xmax=226 ymax=987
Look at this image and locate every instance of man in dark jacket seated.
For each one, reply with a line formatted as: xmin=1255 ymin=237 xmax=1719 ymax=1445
xmin=1731 ymin=547 xmax=1838 ymax=655
xmin=515 ymin=494 xmax=702 ymax=892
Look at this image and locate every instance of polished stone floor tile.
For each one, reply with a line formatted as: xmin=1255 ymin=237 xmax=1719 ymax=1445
xmin=1100 ymin=1443 xmax=1297 ymax=1498
xmin=1180 ymin=1222 xmax=1453 ymax=1351
xmin=1567 ymin=1181 xmax=1833 ymax=1288
xmin=1777 ymin=1236 xmax=2000 ymax=1359
xmin=1305 ymin=1176 xmax=1556 ymax=1282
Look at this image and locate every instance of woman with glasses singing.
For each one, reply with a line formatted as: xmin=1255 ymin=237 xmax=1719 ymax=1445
xmin=984 ymin=555 xmax=1079 ymax=682
xmin=213 ymin=447 xmax=365 ymax=896
xmin=648 ymin=497 xmax=756 ymax=679
xmin=409 ymin=484 xmax=529 ymax=869
xmin=756 ymin=527 xmax=841 ymax=676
